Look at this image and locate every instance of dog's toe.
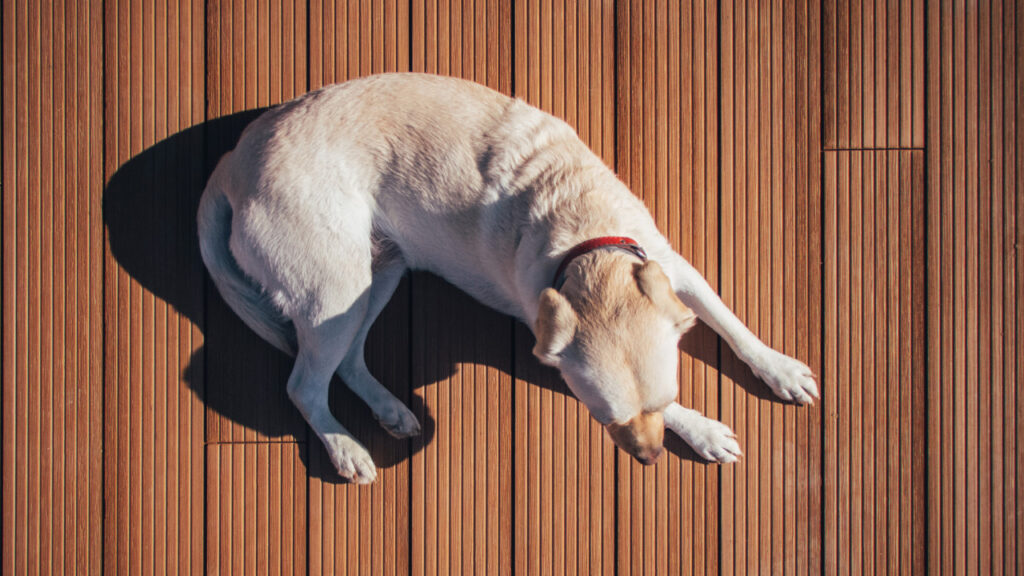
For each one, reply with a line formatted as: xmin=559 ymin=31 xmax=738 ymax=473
xmin=681 ymin=418 xmax=743 ymax=464
xmin=325 ymin=435 xmax=378 ymax=484
xmin=753 ymin=350 xmax=819 ymax=405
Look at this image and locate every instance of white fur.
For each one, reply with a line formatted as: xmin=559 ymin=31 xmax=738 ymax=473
xmin=198 ymin=73 xmax=818 ymax=482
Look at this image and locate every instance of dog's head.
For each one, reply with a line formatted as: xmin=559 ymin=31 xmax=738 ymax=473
xmin=533 ymin=256 xmax=696 ymax=466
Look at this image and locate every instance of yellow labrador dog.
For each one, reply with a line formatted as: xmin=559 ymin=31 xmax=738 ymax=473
xmin=198 ymin=74 xmax=818 ymax=483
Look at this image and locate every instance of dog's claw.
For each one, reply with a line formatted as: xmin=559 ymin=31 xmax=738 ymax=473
xmin=324 ymin=434 xmax=378 ymax=483
xmin=677 ymin=417 xmax=743 ymax=464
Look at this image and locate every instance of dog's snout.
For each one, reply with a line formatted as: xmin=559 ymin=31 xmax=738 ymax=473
xmin=607 ymin=411 xmax=666 ymax=466
xmin=635 ymin=446 xmax=664 ymax=466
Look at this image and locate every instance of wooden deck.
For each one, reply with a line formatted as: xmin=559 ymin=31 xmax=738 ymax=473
xmin=2 ymin=0 xmax=1021 ymax=573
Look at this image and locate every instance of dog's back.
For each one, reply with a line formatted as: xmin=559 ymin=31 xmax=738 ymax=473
xmin=210 ymin=73 xmax=618 ymax=319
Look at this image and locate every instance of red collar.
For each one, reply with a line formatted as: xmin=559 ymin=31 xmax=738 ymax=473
xmin=552 ymin=236 xmax=648 ymax=289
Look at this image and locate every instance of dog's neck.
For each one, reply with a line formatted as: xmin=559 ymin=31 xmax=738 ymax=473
xmin=512 ymin=179 xmax=673 ymax=328
xmin=551 ymin=237 xmax=647 ymax=290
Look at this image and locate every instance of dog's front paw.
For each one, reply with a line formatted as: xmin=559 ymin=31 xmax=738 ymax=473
xmin=750 ymin=348 xmax=819 ymax=405
xmin=324 ymin=434 xmax=378 ymax=484
xmin=374 ymin=400 xmax=422 ymax=439
xmin=675 ymin=417 xmax=743 ymax=463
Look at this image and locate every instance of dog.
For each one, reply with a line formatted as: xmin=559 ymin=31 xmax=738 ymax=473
xmin=198 ymin=73 xmax=818 ymax=483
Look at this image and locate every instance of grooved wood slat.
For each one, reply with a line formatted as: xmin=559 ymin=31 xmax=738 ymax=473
xmin=927 ymin=1 xmax=1023 ymax=573
xmin=409 ymin=4 xmax=514 ymax=574
xmin=306 ymin=3 xmax=412 ymax=575
xmin=614 ymin=1 xmax=720 ymax=574
xmin=206 ymin=442 xmax=307 ymax=576
xmin=101 ymin=0 xmax=206 ymax=574
xmin=203 ymin=2 xmax=309 ymax=573
xmin=510 ymin=2 xmax=616 ymax=575
xmin=719 ymin=0 xmax=823 ymax=573
xmin=823 ymin=150 xmax=926 ymax=575
xmin=823 ymin=0 xmax=926 ymax=149
xmin=2 ymin=0 xmax=105 ymax=574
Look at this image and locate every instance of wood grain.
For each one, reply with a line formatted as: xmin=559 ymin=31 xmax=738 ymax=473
xmin=206 ymin=442 xmax=307 ymax=575
xmin=4 ymin=1 xmax=1024 ymax=572
xmin=719 ymin=0 xmax=822 ymax=573
xmin=101 ymin=0 xmax=206 ymax=573
xmin=823 ymin=150 xmax=926 ymax=574
xmin=614 ymin=1 xmax=721 ymax=573
xmin=305 ymin=4 xmax=412 ymax=576
xmin=3 ymin=0 xmax=105 ymax=574
xmin=202 ymin=2 xmax=310 ymax=573
xmin=509 ymin=2 xmax=617 ymax=575
xmin=927 ymin=1 xmax=1023 ymax=573
xmin=409 ymin=4 xmax=514 ymax=574
xmin=823 ymin=0 xmax=926 ymax=149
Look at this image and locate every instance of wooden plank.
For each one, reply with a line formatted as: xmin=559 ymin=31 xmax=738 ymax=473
xmin=100 ymin=0 xmax=205 ymax=573
xmin=203 ymin=0 xmax=307 ymax=446
xmin=411 ymin=276 xmax=514 ymax=576
xmin=613 ymin=1 xmax=719 ymax=573
xmin=925 ymin=1 xmax=1024 ymax=573
xmin=822 ymin=0 xmax=926 ymax=149
xmin=824 ymin=150 xmax=927 ymax=573
xmin=202 ymin=2 xmax=309 ymax=573
xmin=305 ymin=3 xmax=412 ymax=575
xmin=206 ymin=442 xmax=307 ymax=575
xmin=409 ymin=6 xmax=514 ymax=574
xmin=719 ymin=0 xmax=823 ymax=573
xmin=506 ymin=2 xmax=617 ymax=574
xmin=1006 ymin=4 xmax=1021 ymax=573
xmin=1 ymin=0 xmax=104 ymax=573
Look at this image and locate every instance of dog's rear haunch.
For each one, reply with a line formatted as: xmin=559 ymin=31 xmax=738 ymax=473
xmin=198 ymin=73 xmax=817 ymax=483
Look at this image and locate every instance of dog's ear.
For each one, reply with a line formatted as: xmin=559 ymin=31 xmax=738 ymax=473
xmin=635 ymin=260 xmax=697 ymax=333
xmin=533 ymin=288 xmax=577 ymax=365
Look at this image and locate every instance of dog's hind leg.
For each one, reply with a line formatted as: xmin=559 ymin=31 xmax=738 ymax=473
xmin=287 ymin=283 xmax=378 ymax=483
xmin=659 ymin=252 xmax=819 ymax=405
xmin=336 ymin=256 xmax=422 ymax=438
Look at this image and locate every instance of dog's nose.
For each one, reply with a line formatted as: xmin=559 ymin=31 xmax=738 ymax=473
xmin=635 ymin=447 xmax=663 ymax=466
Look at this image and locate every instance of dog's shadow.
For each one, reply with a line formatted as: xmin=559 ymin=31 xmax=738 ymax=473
xmin=103 ymin=109 xmax=781 ymax=483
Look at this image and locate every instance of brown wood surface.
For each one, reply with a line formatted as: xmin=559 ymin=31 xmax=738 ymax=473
xmin=719 ymin=0 xmax=823 ymax=573
xmin=306 ymin=3 xmax=411 ymax=575
xmin=510 ymin=3 xmax=617 ymax=575
xmin=102 ymin=0 xmax=206 ymax=574
xmin=615 ymin=1 xmax=721 ymax=573
xmin=823 ymin=150 xmax=925 ymax=574
xmin=927 ymin=1 xmax=1022 ymax=574
xmin=3 ymin=0 xmax=1023 ymax=574
xmin=822 ymin=0 xmax=926 ymax=149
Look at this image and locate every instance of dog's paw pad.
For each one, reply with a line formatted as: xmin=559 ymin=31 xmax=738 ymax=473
xmin=680 ymin=418 xmax=743 ymax=463
xmin=753 ymin=350 xmax=819 ymax=405
xmin=325 ymin=436 xmax=378 ymax=483
xmin=375 ymin=401 xmax=422 ymax=439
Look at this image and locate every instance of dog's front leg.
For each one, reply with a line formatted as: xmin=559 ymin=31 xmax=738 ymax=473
xmin=664 ymin=403 xmax=742 ymax=463
xmin=661 ymin=254 xmax=819 ymax=404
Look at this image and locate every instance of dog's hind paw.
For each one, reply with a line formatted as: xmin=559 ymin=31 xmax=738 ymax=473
xmin=750 ymin=348 xmax=819 ymax=405
xmin=325 ymin=435 xmax=378 ymax=484
xmin=374 ymin=400 xmax=422 ymax=439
